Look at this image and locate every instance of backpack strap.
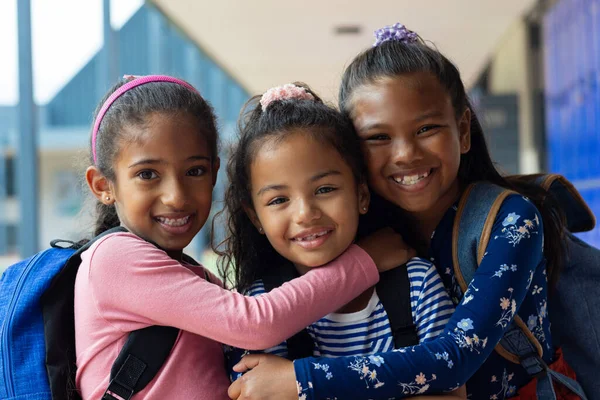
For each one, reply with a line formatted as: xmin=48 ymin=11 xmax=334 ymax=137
xmin=507 ymin=173 xmax=596 ymax=232
xmin=376 ymin=264 xmax=419 ymax=348
xmin=453 ymin=183 xmax=589 ymax=400
xmin=262 ymin=263 xmax=315 ymax=360
xmin=102 ymin=250 xmax=206 ymax=400
xmin=43 ymin=226 xmax=194 ymax=400
xmin=43 ymin=226 xmax=130 ymax=399
xmin=102 ymin=326 xmax=180 ymax=400
xmin=453 ymin=183 xmax=543 ymax=363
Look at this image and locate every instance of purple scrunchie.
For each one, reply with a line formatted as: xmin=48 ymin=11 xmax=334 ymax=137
xmin=373 ymin=23 xmax=418 ymax=47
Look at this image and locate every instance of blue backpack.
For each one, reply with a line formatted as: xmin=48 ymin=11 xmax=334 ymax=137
xmin=0 ymin=227 xmax=188 ymax=400
xmin=454 ymin=174 xmax=598 ymax=400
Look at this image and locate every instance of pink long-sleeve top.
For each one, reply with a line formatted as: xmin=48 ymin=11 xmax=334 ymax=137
xmin=74 ymin=232 xmax=378 ymax=399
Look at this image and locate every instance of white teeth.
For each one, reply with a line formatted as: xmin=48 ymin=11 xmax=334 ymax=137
xmin=156 ymin=216 xmax=190 ymax=227
xmin=295 ymin=231 xmax=329 ymax=241
xmin=393 ymin=170 xmax=430 ymax=186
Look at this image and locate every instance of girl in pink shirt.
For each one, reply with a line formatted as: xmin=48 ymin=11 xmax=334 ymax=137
xmin=75 ymin=75 xmax=409 ymax=399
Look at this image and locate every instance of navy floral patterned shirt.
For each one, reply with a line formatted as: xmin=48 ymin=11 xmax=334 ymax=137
xmin=293 ymin=194 xmax=553 ymax=399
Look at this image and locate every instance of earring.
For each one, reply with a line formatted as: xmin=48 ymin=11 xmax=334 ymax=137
xmin=362 ymin=207 xmax=367 ymax=212
xmin=105 ymin=196 xmax=110 ymax=201
xmin=258 ymin=227 xmax=263 ymax=233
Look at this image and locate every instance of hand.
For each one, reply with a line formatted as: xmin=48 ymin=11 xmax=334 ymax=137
xmin=357 ymin=227 xmax=416 ymax=272
xmin=228 ymin=353 xmax=298 ymax=400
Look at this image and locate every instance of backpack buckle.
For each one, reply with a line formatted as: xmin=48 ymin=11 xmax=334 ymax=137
xmin=102 ymin=380 xmax=135 ymax=400
xmin=519 ymin=352 xmax=547 ymax=377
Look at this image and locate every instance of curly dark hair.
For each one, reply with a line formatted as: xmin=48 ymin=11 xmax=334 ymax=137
xmin=215 ymin=83 xmax=366 ymax=293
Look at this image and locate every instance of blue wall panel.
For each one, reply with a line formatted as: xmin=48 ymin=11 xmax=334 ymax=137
xmin=544 ymin=0 xmax=600 ymax=247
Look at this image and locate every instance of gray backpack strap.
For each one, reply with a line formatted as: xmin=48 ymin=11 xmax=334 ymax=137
xmin=452 ymin=182 xmax=508 ymax=288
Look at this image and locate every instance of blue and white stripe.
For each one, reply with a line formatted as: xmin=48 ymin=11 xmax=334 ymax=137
xmin=250 ymin=257 xmax=455 ymax=358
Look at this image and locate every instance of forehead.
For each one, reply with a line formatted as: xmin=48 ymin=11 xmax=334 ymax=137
xmin=350 ymin=72 xmax=454 ymax=128
xmin=250 ymin=130 xmax=352 ymax=184
xmin=118 ymin=112 xmax=210 ymax=161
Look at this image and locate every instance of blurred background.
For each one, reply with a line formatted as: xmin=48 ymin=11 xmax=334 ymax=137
xmin=0 ymin=0 xmax=598 ymax=271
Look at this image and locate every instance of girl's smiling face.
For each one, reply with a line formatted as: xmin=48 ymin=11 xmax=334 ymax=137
xmin=248 ymin=129 xmax=369 ymax=273
xmin=349 ymin=72 xmax=471 ymax=223
xmin=109 ymin=112 xmax=217 ymax=256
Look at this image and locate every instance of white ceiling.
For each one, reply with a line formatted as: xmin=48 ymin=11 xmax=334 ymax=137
xmin=150 ymin=0 xmax=536 ymax=100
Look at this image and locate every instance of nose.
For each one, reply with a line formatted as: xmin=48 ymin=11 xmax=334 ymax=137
xmin=162 ymin=177 xmax=188 ymax=210
xmin=390 ymin=136 xmax=423 ymax=165
xmin=292 ymin=197 xmax=321 ymax=225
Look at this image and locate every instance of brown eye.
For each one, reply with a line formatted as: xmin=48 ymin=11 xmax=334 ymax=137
xmin=138 ymin=170 xmax=157 ymax=180
xmin=365 ymin=134 xmax=390 ymax=141
xmin=316 ymin=186 xmax=336 ymax=195
xmin=187 ymin=166 xmax=206 ymax=177
xmin=417 ymin=125 xmax=440 ymax=135
xmin=267 ymin=197 xmax=288 ymax=206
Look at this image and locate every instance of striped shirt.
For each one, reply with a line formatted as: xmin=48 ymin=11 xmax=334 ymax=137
xmin=246 ymin=257 xmax=455 ymax=358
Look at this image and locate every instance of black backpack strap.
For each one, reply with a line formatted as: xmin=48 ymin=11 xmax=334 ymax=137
xmin=102 ymin=252 xmax=202 ymax=399
xmin=102 ymin=326 xmax=180 ymax=400
xmin=262 ymin=264 xmax=314 ymax=360
xmin=376 ymin=263 xmax=419 ymax=348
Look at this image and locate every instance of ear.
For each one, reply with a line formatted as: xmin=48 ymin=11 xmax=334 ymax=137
xmin=242 ymin=203 xmax=265 ymax=234
xmin=86 ymin=166 xmax=114 ymax=205
xmin=358 ymin=182 xmax=371 ymax=215
xmin=459 ymin=108 xmax=471 ymax=154
xmin=212 ymin=157 xmax=221 ymax=187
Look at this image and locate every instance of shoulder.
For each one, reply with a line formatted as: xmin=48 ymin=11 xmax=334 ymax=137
xmin=86 ymin=232 xmax=150 ymax=261
xmin=494 ymin=194 xmax=543 ymax=234
xmin=406 ymin=257 xmax=443 ymax=289
xmin=84 ymin=231 xmax=178 ymax=273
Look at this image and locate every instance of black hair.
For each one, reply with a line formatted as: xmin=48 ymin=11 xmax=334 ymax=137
xmin=216 ymin=83 xmax=365 ymax=292
xmin=339 ymin=37 xmax=566 ymax=289
xmin=89 ymin=77 xmax=219 ymax=237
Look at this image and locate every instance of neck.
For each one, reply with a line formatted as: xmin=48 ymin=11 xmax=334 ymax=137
xmin=409 ymin=181 xmax=462 ymax=244
xmin=167 ymin=250 xmax=184 ymax=261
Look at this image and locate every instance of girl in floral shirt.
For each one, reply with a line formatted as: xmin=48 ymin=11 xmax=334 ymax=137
xmin=228 ymin=24 xmax=581 ymax=400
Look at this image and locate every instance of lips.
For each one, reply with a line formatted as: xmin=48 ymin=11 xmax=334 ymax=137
xmin=290 ymin=228 xmax=334 ymax=250
xmin=291 ymin=229 xmax=332 ymax=242
xmin=154 ymin=213 xmax=195 ymax=235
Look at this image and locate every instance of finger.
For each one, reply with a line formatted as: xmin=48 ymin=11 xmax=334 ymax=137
xmin=233 ymin=354 xmax=262 ymax=372
xmin=227 ymin=378 xmax=242 ymax=399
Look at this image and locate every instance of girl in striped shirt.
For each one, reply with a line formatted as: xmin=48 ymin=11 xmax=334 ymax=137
xmin=219 ymin=83 xmax=463 ymax=399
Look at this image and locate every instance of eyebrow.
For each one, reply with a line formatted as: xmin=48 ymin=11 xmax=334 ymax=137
xmin=357 ymin=110 xmax=446 ymax=132
xmin=356 ymin=122 xmax=387 ymax=132
xmin=413 ymin=110 xmax=445 ymax=122
xmin=256 ymin=170 xmax=342 ymax=196
xmin=128 ymin=155 xmax=211 ymax=169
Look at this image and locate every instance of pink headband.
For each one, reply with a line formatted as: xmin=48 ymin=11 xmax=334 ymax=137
xmin=92 ymin=74 xmax=199 ymax=164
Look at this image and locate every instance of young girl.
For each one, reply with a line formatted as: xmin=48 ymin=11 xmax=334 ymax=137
xmin=223 ymin=83 xmax=462 ymax=399
xmin=74 ymin=74 xmax=410 ymax=399
xmin=228 ymin=26 xmax=583 ymax=400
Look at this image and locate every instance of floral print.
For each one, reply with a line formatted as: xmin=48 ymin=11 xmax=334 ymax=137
xmin=398 ymin=373 xmax=437 ymax=395
xmin=526 ymin=299 xmax=549 ymax=348
xmin=489 ymin=369 xmax=517 ymax=399
xmin=495 ymin=212 xmax=539 ymax=247
xmin=496 ymin=288 xmax=517 ymax=328
xmin=493 ymin=264 xmax=517 ymax=278
xmin=450 ymin=318 xmax=489 ymax=354
xmin=347 ymin=356 xmax=385 ymax=389
xmin=293 ymin=195 xmax=554 ymax=400
xmin=435 ymin=351 xmax=454 ymax=369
